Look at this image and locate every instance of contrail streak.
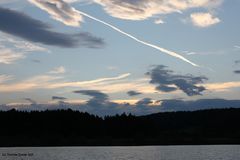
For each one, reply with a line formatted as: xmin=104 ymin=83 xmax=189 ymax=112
xmin=77 ymin=10 xmax=198 ymax=67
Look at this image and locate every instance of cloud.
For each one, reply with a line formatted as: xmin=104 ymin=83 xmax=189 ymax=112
xmin=0 ymin=48 xmax=25 ymax=64
xmin=235 ymin=60 xmax=240 ymax=64
xmin=32 ymin=59 xmax=41 ymax=63
xmin=0 ymin=33 xmax=49 ymax=64
xmin=73 ymin=90 xmax=123 ymax=115
xmin=154 ymin=18 xmax=165 ymax=24
xmin=160 ymin=99 xmax=240 ymax=111
xmin=205 ymin=81 xmax=240 ymax=92
xmin=0 ymin=75 xmax=14 ymax=83
xmin=52 ymin=96 xmax=67 ymax=100
xmin=0 ymin=73 xmax=130 ymax=92
xmin=93 ymin=0 xmax=222 ymax=21
xmin=72 ymin=91 xmax=160 ymax=116
xmin=48 ymin=66 xmax=66 ymax=74
xmin=28 ymin=0 xmax=83 ymax=27
xmin=127 ymin=90 xmax=142 ymax=96
xmin=0 ymin=7 xmax=104 ymax=48
xmin=73 ymin=90 xmax=109 ymax=104
xmin=4 ymin=97 xmax=240 ymax=116
xmin=147 ymin=65 xmax=207 ymax=96
xmin=0 ymin=74 xmax=63 ymax=92
xmin=78 ymin=9 xmax=198 ymax=66
xmin=190 ymin=12 xmax=220 ymax=27
xmin=0 ymin=33 xmax=49 ymax=53
xmin=234 ymin=70 xmax=240 ymax=74
xmin=234 ymin=46 xmax=240 ymax=49
xmin=136 ymin=98 xmax=153 ymax=106
xmin=24 ymin=98 xmax=37 ymax=105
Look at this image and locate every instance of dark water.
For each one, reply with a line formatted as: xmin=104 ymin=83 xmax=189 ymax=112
xmin=0 ymin=145 xmax=240 ymax=160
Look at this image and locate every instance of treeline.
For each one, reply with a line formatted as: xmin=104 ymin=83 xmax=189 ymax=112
xmin=0 ymin=108 xmax=240 ymax=147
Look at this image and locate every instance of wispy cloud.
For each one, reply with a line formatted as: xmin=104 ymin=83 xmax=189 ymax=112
xmin=0 ymin=74 xmax=14 ymax=83
xmin=48 ymin=66 xmax=66 ymax=74
xmin=28 ymin=0 xmax=83 ymax=27
xmin=154 ymin=18 xmax=165 ymax=24
xmin=0 ymin=33 xmax=49 ymax=64
xmin=234 ymin=45 xmax=240 ymax=50
xmin=92 ymin=0 xmax=222 ymax=21
xmin=190 ymin=12 xmax=220 ymax=27
xmin=0 ymin=48 xmax=25 ymax=64
xmin=0 ymin=72 xmax=131 ymax=92
xmin=0 ymin=33 xmax=48 ymax=52
xmin=204 ymin=81 xmax=240 ymax=92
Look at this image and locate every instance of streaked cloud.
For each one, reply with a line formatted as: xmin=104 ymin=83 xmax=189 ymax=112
xmin=0 ymin=73 xmax=131 ymax=92
xmin=78 ymin=8 xmax=198 ymax=66
xmin=190 ymin=12 xmax=220 ymax=27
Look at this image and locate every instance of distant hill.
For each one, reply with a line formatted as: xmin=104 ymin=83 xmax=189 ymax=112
xmin=1 ymin=108 xmax=240 ymax=147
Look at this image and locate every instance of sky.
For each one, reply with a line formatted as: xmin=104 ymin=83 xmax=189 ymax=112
xmin=0 ymin=0 xmax=240 ymax=115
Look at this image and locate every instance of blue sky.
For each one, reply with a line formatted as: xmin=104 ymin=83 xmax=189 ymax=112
xmin=0 ymin=0 xmax=240 ymax=115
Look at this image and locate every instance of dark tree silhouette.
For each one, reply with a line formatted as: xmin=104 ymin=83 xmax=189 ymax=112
xmin=0 ymin=108 xmax=240 ymax=147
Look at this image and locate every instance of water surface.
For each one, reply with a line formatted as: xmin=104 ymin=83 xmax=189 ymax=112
xmin=0 ymin=145 xmax=240 ymax=160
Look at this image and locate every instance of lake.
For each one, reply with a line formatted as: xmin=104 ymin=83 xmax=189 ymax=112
xmin=0 ymin=145 xmax=240 ymax=160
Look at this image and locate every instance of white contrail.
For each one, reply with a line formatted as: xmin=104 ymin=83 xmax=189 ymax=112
xmin=77 ymin=10 xmax=198 ymax=67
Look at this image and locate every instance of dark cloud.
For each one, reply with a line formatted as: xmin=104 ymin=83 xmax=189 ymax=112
xmin=24 ymin=98 xmax=37 ymax=105
xmin=146 ymin=65 xmax=208 ymax=96
xmin=73 ymin=90 xmax=109 ymax=105
xmin=0 ymin=7 xmax=104 ymax=48
xmin=136 ymin=98 xmax=153 ymax=106
xmin=235 ymin=60 xmax=240 ymax=64
xmin=31 ymin=59 xmax=41 ymax=63
xmin=2 ymin=97 xmax=240 ymax=116
xmin=160 ymin=99 xmax=240 ymax=111
xmin=127 ymin=90 xmax=142 ymax=96
xmin=52 ymin=96 xmax=67 ymax=100
xmin=73 ymin=90 xmax=123 ymax=116
xmin=234 ymin=70 xmax=240 ymax=74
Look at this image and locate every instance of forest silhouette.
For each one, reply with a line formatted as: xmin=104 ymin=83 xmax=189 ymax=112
xmin=1 ymin=108 xmax=240 ymax=147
